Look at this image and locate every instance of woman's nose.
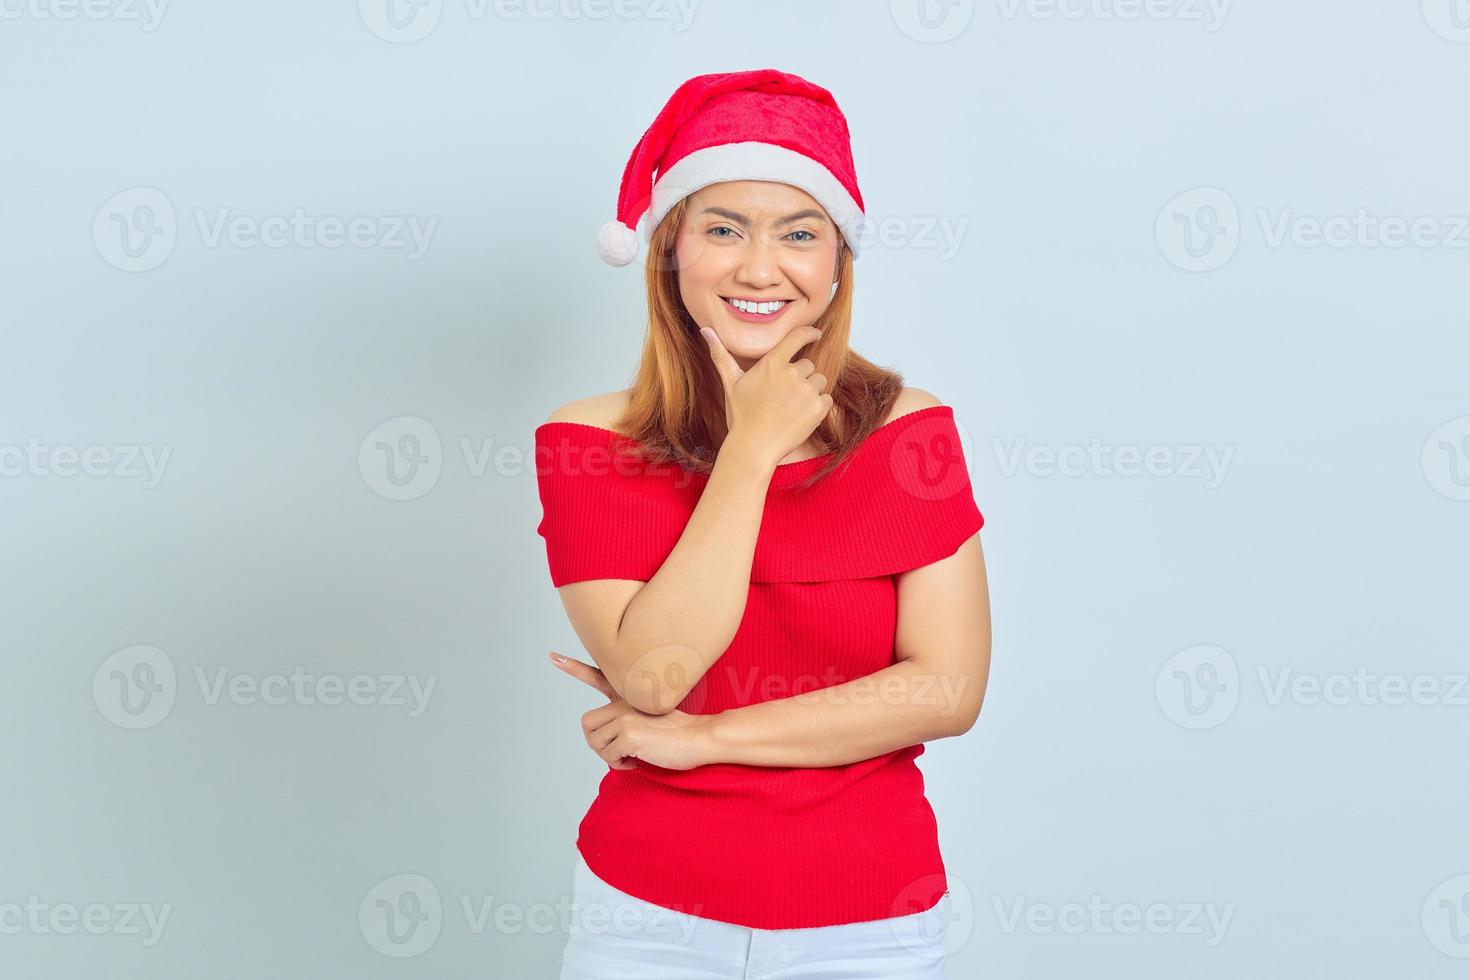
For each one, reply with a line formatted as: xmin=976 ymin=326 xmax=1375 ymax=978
xmin=736 ymin=239 xmax=779 ymax=284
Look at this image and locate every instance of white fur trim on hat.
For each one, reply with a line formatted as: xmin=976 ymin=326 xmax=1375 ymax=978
xmin=649 ymin=142 xmax=865 ymax=258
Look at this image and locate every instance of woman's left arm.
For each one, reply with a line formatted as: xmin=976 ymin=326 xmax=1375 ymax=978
xmin=557 ymin=532 xmax=990 ymax=771
xmin=698 ymin=532 xmax=991 ymax=767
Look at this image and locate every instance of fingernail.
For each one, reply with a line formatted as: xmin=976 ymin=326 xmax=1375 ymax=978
xmin=699 ymin=327 xmax=714 ymax=343
xmin=549 ymin=652 xmax=567 ymax=665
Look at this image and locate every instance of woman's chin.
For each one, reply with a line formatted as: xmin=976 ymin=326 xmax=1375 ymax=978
xmin=726 ymin=341 xmax=777 ymax=362
xmin=718 ymin=318 xmax=791 ymax=356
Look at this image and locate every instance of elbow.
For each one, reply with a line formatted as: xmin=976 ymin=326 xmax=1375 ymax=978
xmin=937 ymin=680 xmax=987 ymax=737
xmin=609 ymin=641 xmax=703 ymax=715
xmin=613 ymin=661 xmax=694 ymax=715
xmin=945 ymin=702 xmax=982 ymax=736
xmin=621 ymin=684 xmax=689 ymax=716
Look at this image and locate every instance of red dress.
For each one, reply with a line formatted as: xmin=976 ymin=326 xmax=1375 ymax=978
xmin=534 ymin=405 xmax=985 ymax=929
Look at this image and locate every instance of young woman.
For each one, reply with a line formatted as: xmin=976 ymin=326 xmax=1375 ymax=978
xmin=534 ymin=69 xmax=991 ymax=979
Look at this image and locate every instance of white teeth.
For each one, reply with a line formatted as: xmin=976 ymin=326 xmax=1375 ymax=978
xmin=727 ymin=298 xmax=789 ymax=314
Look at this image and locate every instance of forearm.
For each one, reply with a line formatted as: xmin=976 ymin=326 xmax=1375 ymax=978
xmin=699 ymin=658 xmax=983 ymax=768
xmin=612 ymin=436 xmax=776 ymax=713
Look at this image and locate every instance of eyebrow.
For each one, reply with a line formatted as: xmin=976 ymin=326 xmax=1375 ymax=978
xmin=699 ymin=207 xmax=830 ymax=228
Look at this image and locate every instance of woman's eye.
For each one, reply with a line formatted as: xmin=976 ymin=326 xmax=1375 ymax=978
xmin=707 ymin=226 xmax=815 ymax=243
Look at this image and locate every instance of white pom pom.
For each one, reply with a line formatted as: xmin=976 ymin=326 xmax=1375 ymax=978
xmin=597 ymin=220 xmax=639 ymax=266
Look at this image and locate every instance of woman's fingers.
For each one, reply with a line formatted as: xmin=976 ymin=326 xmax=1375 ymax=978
xmin=768 ymin=323 xmax=823 ymax=365
xmin=566 ymin=668 xmax=638 ymax=770
xmin=549 ymin=651 xmax=619 ymax=701
xmin=584 ymin=717 xmax=638 ymax=770
xmin=581 ymin=701 xmax=623 ymax=736
xmin=699 ymin=326 xmax=743 ymax=389
xmin=598 ymin=733 xmax=638 ymax=770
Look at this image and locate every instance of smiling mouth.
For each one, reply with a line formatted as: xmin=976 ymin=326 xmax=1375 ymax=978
xmin=721 ymin=296 xmax=795 ymax=317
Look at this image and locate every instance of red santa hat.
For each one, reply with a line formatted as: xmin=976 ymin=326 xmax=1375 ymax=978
xmin=596 ymin=68 xmax=867 ymax=267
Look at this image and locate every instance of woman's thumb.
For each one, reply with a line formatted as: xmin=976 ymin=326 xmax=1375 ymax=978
xmin=700 ymin=327 xmax=740 ymax=384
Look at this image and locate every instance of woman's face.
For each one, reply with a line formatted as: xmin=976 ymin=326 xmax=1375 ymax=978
xmin=674 ymin=180 xmax=841 ymax=372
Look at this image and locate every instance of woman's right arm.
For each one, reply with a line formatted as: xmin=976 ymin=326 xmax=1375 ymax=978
xmin=556 ymin=434 xmax=775 ymax=715
xmin=553 ymin=324 xmax=829 ymax=715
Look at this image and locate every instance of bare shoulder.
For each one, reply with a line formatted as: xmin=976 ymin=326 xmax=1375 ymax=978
xmin=543 ymin=389 xmax=633 ymax=430
xmin=882 ymin=386 xmax=944 ymax=426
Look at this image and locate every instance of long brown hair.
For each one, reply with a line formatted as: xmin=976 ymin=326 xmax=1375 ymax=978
xmin=608 ymin=194 xmax=905 ymax=488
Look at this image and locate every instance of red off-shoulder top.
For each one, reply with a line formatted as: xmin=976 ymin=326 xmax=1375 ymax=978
xmin=534 ymin=404 xmax=985 ymax=929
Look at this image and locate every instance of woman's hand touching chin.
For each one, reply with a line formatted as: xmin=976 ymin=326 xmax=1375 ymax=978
xmin=548 ymin=651 xmax=717 ymax=772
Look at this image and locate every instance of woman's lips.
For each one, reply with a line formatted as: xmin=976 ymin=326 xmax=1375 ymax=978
xmin=721 ymin=296 xmax=793 ymax=324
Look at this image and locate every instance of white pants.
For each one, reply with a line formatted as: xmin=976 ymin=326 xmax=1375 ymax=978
xmin=557 ymin=851 xmax=950 ymax=979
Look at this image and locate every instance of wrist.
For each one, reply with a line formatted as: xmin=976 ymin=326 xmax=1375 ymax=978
xmin=693 ymin=710 xmax=730 ymax=765
xmin=718 ymin=432 xmax=780 ymax=476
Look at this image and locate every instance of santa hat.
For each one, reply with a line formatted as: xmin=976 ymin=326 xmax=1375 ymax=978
xmin=597 ymin=68 xmax=867 ymax=267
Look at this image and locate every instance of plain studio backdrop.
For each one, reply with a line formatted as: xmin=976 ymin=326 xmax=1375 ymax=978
xmin=2 ymin=2 xmax=1467 ymax=978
